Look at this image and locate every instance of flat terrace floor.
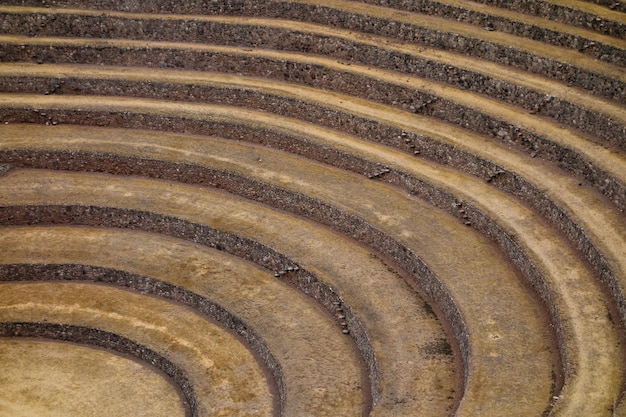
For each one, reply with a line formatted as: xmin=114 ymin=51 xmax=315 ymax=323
xmin=0 ymin=338 xmax=187 ymax=417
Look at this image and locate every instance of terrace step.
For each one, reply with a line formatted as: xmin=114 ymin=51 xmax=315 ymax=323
xmin=1 ymin=63 xmax=623 ymax=203
xmin=1 ymin=36 xmax=624 ymax=146
xmin=0 ymin=5 xmax=624 ymax=102
xmin=2 ymin=1 xmax=625 ymax=66
xmin=2 ymin=48 xmax=626 ymax=202
xmin=285 ymin=0 xmax=626 ymax=65
xmin=6 ymin=66 xmax=617 ymax=329
xmin=0 ymin=167 xmax=556 ymax=416
xmin=1 ymin=99 xmax=624 ymax=338
xmin=469 ymin=0 xmax=626 ymax=32
xmin=1 ymin=112 xmax=620 ymax=412
xmin=3 ymin=58 xmax=625 ymax=153
xmin=0 ymin=281 xmax=274 ymax=417
xmin=0 ymin=225 xmax=372 ymax=416
xmin=0 ymin=173 xmax=460 ymax=416
xmin=348 ymin=0 xmax=626 ymax=44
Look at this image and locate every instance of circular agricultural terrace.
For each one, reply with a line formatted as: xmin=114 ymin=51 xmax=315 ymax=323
xmin=0 ymin=1 xmax=624 ymax=416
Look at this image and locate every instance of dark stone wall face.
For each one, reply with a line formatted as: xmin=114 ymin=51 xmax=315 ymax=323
xmin=1 ymin=4 xmax=624 ymax=103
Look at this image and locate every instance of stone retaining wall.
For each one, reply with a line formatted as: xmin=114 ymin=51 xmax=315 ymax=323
xmin=1 ymin=148 xmax=579 ymax=402
xmin=1 ymin=65 xmax=623 ymax=150
xmin=1 ymin=9 xmax=624 ymax=103
xmin=5 ymin=0 xmax=626 ymax=40
xmin=1 ymin=86 xmax=623 ymax=213
xmin=472 ymin=0 xmax=626 ymax=26
xmin=362 ymin=0 xmax=626 ymax=40
xmin=5 ymin=43 xmax=623 ymax=149
xmin=0 ymin=204 xmax=381 ymax=407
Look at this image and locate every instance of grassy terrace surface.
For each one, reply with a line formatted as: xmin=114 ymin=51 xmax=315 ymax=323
xmin=0 ymin=1 xmax=624 ymax=416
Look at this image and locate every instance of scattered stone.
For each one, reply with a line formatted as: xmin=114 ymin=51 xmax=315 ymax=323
xmin=0 ymin=164 xmax=12 ymax=176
